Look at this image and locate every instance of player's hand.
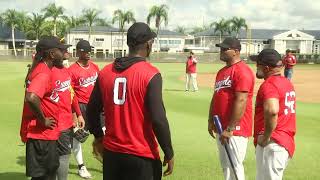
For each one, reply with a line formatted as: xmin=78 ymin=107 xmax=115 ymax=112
xmin=163 ymin=156 xmax=174 ymax=176
xmin=257 ymin=135 xmax=270 ymax=147
xmin=72 ymin=113 xmax=77 ymax=127
xmin=77 ymin=115 xmax=85 ymax=129
xmin=43 ymin=117 xmax=56 ymax=129
xmin=208 ymin=120 xmax=217 ymax=138
xmin=220 ymin=130 xmax=233 ymax=145
xmin=92 ymin=137 xmax=104 ymax=163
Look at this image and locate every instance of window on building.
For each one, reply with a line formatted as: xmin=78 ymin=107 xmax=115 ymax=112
xmin=75 ymin=38 xmax=83 ymax=41
xmin=96 ymin=38 xmax=104 ymax=42
xmin=159 ymin=40 xmax=168 ymax=44
xmin=287 ymin=34 xmax=293 ymax=37
xmin=296 ymin=34 xmax=301 ymax=37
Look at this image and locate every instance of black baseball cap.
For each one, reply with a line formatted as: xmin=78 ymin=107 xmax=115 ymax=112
xmin=250 ymin=49 xmax=283 ymax=67
xmin=216 ymin=37 xmax=241 ymax=50
xmin=76 ymin=40 xmax=93 ymax=53
xmin=36 ymin=36 xmax=70 ymax=52
xmin=127 ymin=22 xmax=157 ymax=46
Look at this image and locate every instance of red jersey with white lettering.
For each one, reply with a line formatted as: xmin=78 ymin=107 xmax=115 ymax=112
xmin=212 ymin=61 xmax=255 ymax=137
xmin=254 ymin=75 xmax=296 ymax=157
xmin=20 ymin=62 xmax=60 ymax=142
xmin=68 ymin=60 xmax=99 ymax=104
xmin=99 ymin=61 xmax=160 ymax=159
xmin=51 ymin=67 xmax=73 ymax=131
xmin=282 ymin=55 xmax=296 ymax=69
xmin=186 ymin=56 xmax=197 ymax=73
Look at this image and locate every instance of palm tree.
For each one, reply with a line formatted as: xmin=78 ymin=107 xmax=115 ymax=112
xmin=42 ymin=3 xmax=65 ymax=36
xmin=175 ymin=26 xmax=187 ymax=34
xmin=230 ymin=17 xmax=248 ymax=38
xmin=147 ymin=4 xmax=169 ymax=51
xmin=81 ymin=8 xmax=105 ymax=41
xmin=112 ymin=9 xmax=136 ymax=56
xmin=1 ymin=9 xmax=24 ymax=56
xmin=211 ymin=19 xmax=231 ymax=42
xmin=27 ymin=13 xmax=46 ymax=40
xmin=63 ymin=16 xmax=85 ymax=30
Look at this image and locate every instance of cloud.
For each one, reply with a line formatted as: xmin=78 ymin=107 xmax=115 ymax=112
xmin=0 ymin=0 xmax=319 ymax=30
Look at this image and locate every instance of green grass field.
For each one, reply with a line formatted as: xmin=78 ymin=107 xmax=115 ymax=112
xmin=0 ymin=61 xmax=319 ymax=179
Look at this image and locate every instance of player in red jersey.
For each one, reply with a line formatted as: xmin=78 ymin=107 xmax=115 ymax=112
xmin=20 ymin=36 xmax=69 ymax=180
xmin=208 ymin=37 xmax=255 ymax=180
xmin=185 ymin=51 xmax=198 ymax=91
xmin=87 ymin=22 xmax=174 ymax=180
xmin=250 ymin=49 xmax=296 ymax=180
xmin=68 ymin=40 xmax=99 ymax=178
xmin=282 ymin=49 xmax=297 ymax=80
xmin=52 ymin=48 xmax=85 ymax=180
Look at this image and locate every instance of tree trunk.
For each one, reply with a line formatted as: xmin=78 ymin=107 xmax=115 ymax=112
xmin=89 ymin=26 xmax=92 ymax=42
xmin=53 ymin=20 xmax=57 ymax=36
xmin=156 ymin=27 xmax=160 ymax=52
xmin=121 ymin=31 xmax=125 ymax=57
xmin=12 ymin=25 xmax=17 ymax=57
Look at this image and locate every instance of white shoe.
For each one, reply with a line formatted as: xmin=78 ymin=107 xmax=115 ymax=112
xmin=78 ymin=166 xmax=92 ymax=179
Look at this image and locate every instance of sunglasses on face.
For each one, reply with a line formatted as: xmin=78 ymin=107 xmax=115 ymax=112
xmin=221 ymin=47 xmax=235 ymax=51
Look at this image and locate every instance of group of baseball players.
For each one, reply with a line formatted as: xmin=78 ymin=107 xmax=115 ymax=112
xmin=21 ymin=37 xmax=99 ymax=180
xmin=20 ymin=22 xmax=296 ymax=180
xmin=208 ymin=37 xmax=296 ymax=180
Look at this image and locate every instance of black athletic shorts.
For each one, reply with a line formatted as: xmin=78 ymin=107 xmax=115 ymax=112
xmin=79 ymin=102 xmax=105 ymax=132
xmin=103 ymin=149 xmax=162 ymax=180
xmin=26 ymin=139 xmax=59 ymax=177
xmin=57 ymin=128 xmax=73 ymax=156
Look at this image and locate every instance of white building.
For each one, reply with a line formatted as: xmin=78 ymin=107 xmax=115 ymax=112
xmin=65 ymin=26 xmax=189 ymax=58
xmin=194 ymin=29 xmax=320 ymax=55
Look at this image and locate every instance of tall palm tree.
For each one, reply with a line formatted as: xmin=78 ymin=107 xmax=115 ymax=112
xmin=81 ymin=8 xmax=105 ymax=41
xmin=211 ymin=18 xmax=231 ymax=42
xmin=63 ymin=16 xmax=85 ymax=30
xmin=175 ymin=26 xmax=187 ymax=34
xmin=42 ymin=3 xmax=65 ymax=36
xmin=230 ymin=17 xmax=248 ymax=38
xmin=147 ymin=4 xmax=169 ymax=51
xmin=1 ymin=9 xmax=24 ymax=56
xmin=27 ymin=13 xmax=46 ymax=40
xmin=112 ymin=9 xmax=136 ymax=56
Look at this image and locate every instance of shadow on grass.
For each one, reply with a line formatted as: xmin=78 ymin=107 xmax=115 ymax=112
xmin=16 ymin=156 xmax=25 ymax=167
xmin=0 ymin=172 xmax=27 ymax=179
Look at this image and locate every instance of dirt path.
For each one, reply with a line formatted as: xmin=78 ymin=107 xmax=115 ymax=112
xmin=181 ymin=69 xmax=320 ymax=103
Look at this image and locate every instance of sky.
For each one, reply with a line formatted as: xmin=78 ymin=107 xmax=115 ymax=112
xmin=1 ymin=0 xmax=320 ymax=31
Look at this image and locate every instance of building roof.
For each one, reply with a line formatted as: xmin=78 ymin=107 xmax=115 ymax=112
xmin=0 ymin=24 xmax=26 ymax=42
xmin=158 ymin=29 xmax=185 ymax=36
xmin=70 ymin=26 xmax=184 ymax=36
xmin=195 ymin=28 xmax=320 ymax=40
xmin=70 ymin=26 xmax=120 ymax=33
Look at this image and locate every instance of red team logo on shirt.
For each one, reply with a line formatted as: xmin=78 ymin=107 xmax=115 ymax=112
xmin=79 ymin=72 xmax=98 ymax=87
xmin=50 ymin=79 xmax=71 ymax=103
xmin=214 ymin=76 xmax=232 ymax=92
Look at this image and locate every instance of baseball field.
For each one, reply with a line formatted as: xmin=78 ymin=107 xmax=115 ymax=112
xmin=0 ymin=60 xmax=319 ymax=179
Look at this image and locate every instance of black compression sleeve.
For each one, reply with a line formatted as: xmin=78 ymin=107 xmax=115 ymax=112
xmin=146 ymin=73 xmax=174 ymax=159
xmin=87 ymin=78 xmax=104 ymax=138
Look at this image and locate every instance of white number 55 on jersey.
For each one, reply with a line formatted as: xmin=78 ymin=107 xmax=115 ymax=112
xmin=284 ymin=91 xmax=296 ymax=115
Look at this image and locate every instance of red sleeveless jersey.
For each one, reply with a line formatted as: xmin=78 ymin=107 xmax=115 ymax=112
xmin=99 ymin=61 xmax=160 ymax=159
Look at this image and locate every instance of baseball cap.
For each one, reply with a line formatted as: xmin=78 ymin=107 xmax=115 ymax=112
xmin=127 ymin=22 xmax=157 ymax=46
xmin=36 ymin=36 xmax=70 ymax=52
xmin=249 ymin=49 xmax=283 ymax=67
xmin=216 ymin=37 xmax=241 ymax=50
xmin=76 ymin=40 xmax=93 ymax=52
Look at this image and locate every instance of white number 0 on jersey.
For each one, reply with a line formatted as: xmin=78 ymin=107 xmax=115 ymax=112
xmin=284 ymin=91 xmax=296 ymax=115
xmin=113 ymin=77 xmax=127 ymax=105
